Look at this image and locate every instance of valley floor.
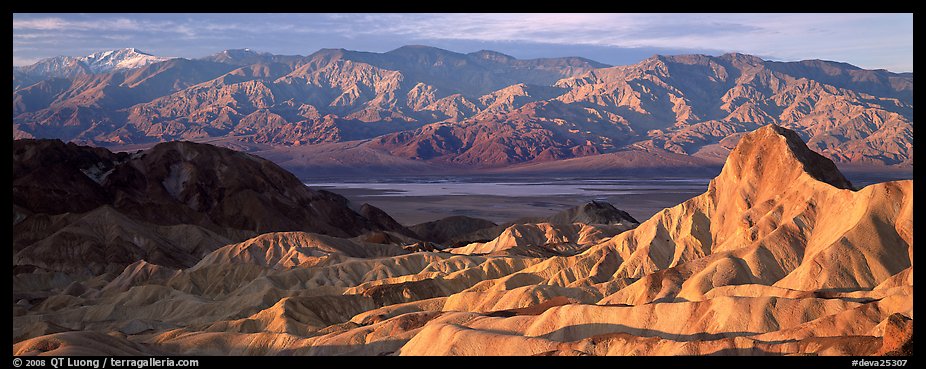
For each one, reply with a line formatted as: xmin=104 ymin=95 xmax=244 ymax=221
xmin=311 ymin=181 xmax=705 ymax=225
xmin=304 ymin=167 xmax=913 ymax=226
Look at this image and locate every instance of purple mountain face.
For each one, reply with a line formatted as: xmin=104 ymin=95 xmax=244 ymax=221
xmin=13 ymin=47 xmax=913 ymax=173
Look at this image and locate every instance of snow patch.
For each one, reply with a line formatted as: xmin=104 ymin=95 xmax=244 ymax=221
xmin=20 ymin=48 xmax=176 ymax=77
xmin=82 ymin=48 xmax=174 ymax=73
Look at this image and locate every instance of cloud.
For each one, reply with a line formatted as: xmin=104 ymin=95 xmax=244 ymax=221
xmin=334 ymin=13 xmax=758 ymax=47
xmin=14 ymin=17 xmax=146 ymax=32
xmin=10 ymin=13 xmax=913 ymax=72
xmin=346 ymin=13 xmax=893 ymax=53
xmin=343 ymin=13 xmax=911 ymax=71
xmin=13 ymin=55 xmax=42 ymax=65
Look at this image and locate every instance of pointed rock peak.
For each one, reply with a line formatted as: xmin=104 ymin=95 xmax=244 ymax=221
xmin=359 ymin=203 xmax=396 ymax=222
xmin=306 ymin=48 xmax=351 ymax=63
xmin=639 ymin=55 xmax=671 ymax=71
xmin=123 ymin=48 xmax=151 ymax=55
xmin=723 ymin=124 xmax=853 ymax=189
xmin=495 ymin=83 xmax=530 ymax=94
xmin=548 ymin=200 xmax=639 ymax=225
xmin=719 ymin=52 xmax=766 ymax=66
xmin=583 ymin=200 xmax=640 ymax=223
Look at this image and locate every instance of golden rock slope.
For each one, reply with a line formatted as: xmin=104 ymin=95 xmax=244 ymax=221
xmin=13 ymin=124 xmax=912 ymax=356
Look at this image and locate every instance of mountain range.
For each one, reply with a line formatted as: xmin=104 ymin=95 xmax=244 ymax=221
xmin=12 ymin=124 xmax=913 ymax=356
xmin=13 ymin=48 xmax=174 ymax=90
xmin=12 ymin=46 xmax=913 ymax=174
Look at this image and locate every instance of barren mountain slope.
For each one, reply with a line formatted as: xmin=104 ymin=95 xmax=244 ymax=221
xmin=13 ymin=47 xmax=912 ymax=171
xmin=14 ymin=47 xmax=604 ymax=147
xmin=369 ymin=53 xmax=912 ymax=167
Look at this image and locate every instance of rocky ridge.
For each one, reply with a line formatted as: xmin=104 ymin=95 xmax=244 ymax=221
xmin=13 ymin=47 xmax=913 ymax=172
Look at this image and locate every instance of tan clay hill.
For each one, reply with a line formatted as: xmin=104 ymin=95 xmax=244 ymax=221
xmin=12 ymin=125 xmax=912 ymax=356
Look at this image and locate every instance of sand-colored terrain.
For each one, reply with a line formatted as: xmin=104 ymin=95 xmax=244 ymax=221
xmin=12 ymin=125 xmax=912 ymax=356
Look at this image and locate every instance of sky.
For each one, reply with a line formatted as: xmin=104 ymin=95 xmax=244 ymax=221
xmin=12 ymin=13 xmax=914 ymax=72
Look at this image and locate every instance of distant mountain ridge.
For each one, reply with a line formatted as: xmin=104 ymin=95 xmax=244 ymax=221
xmin=12 ymin=46 xmax=913 ymax=172
xmin=13 ymin=48 xmax=175 ymax=90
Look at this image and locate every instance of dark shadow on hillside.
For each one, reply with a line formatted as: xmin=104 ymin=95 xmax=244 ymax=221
xmin=540 ymin=322 xmax=759 ymax=342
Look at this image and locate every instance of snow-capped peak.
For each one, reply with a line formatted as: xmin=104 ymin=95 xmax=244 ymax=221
xmin=16 ymin=48 xmax=176 ymax=78
xmin=79 ymin=48 xmax=173 ymax=73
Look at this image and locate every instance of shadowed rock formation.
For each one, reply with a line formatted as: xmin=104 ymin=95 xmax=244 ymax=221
xmin=13 ymin=139 xmax=413 ymax=274
xmin=442 ymin=200 xmax=640 ymax=249
xmin=408 ymin=215 xmax=498 ymax=246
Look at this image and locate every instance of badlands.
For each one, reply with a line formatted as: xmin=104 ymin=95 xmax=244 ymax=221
xmin=12 ymin=124 xmax=912 ymax=356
